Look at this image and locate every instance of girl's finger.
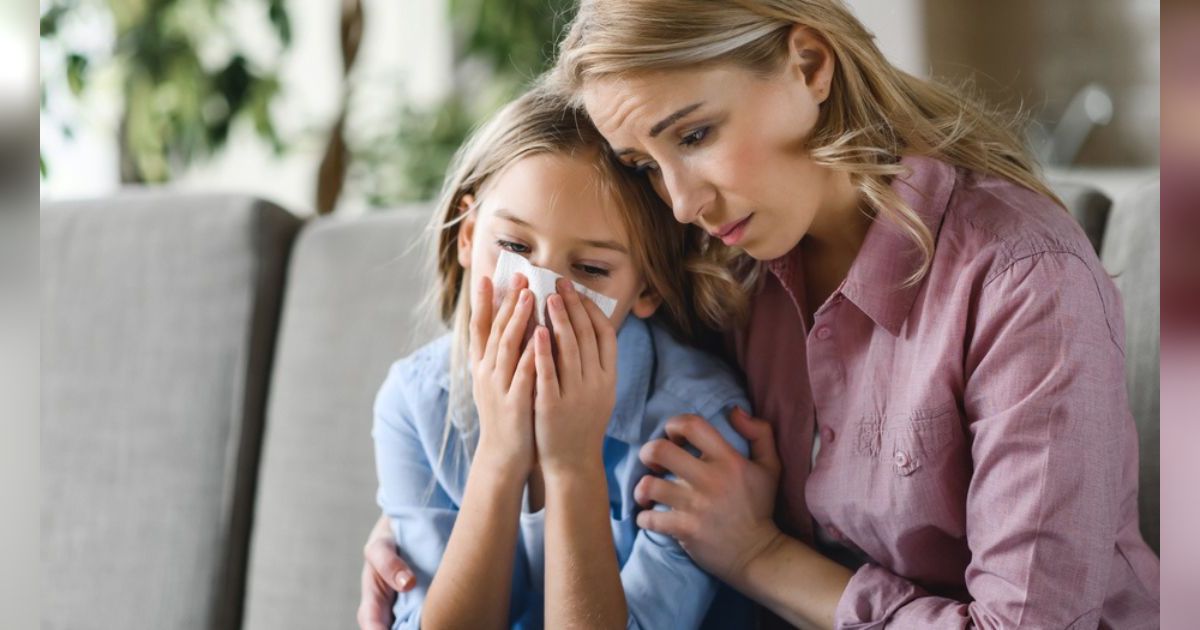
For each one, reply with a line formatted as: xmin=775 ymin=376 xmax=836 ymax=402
xmin=483 ymin=273 xmax=526 ymax=369
xmin=579 ymin=294 xmax=616 ymax=373
xmin=557 ymin=279 xmax=599 ymax=376
xmin=633 ymin=475 xmax=690 ymax=510
xmin=510 ymin=335 xmax=537 ymax=398
xmin=533 ymin=326 xmax=560 ymax=400
xmin=468 ymin=275 xmax=493 ymax=366
xmin=546 ymin=293 xmax=582 ymax=381
xmin=496 ymin=289 xmax=533 ymax=388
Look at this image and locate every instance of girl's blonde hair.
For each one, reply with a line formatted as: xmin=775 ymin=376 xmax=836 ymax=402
xmin=553 ymin=0 xmax=1063 ymax=286
xmin=426 ymin=82 xmax=744 ymax=445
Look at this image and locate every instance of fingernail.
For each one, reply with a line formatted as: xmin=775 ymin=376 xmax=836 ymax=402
xmin=395 ymin=570 xmax=414 ymax=589
xmin=520 ymin=289 xmax=531 ymax=304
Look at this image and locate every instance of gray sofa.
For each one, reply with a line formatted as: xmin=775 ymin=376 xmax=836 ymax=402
xmin=40 ymin=178 xmax=1159 ymax=630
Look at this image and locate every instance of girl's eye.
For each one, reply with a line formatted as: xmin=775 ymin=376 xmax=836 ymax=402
xmin=575 ymin=264 xmax=610 ymax=278
xmin=680 ymin=126 xmax=709 ymax=147
xmin=496 ymin=239 xmax=529 ymax=254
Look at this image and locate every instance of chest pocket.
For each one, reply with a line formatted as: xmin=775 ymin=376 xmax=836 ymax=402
xmin=855 ymin=403 xmax=957 ymax=477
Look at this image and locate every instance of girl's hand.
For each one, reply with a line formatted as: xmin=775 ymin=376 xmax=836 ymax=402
xmin=532 ymin=278 xmax=617 ymax=478
xmin=633 ymin=407 xmax=785 ymax=587
xmin=470 ymin=274 xmax=538 ymax=476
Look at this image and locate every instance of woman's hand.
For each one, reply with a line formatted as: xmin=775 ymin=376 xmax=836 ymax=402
xmin=356 ymin=514 xmax=413 ymax=630
xmin=532 ymin=278 xmax=617 ymax=478
xmin=633 ymin=407 xmax=785 ymax=587
xmin=470 ymin=274 xmax=538 ymax=476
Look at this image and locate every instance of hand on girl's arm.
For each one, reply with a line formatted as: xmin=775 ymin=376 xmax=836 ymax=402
xmin=535 ymin=279 xmax=627 ymax=628
xmin=635 ymin=408 xmax=851 ymax=630
xmin=421 ymin=275 xmax=537 ymax=630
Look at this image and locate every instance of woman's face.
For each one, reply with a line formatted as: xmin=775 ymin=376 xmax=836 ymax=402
xmin=457 ymin=151 xmax=661 ymax=328
xmin=581 ymin=27 xmax=846 ymax=261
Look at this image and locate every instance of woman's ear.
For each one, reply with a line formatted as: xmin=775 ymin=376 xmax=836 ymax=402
xmin=785 ymin=24 xmax=835 ymax=104
xmin=456 ymin=194 xmax=477 ymax=269
xmin=630 ymin=282 xmax=663 ymax=319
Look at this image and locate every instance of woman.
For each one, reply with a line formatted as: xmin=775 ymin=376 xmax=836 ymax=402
xmin=361 ymin=1 xmax=1160 ymax=628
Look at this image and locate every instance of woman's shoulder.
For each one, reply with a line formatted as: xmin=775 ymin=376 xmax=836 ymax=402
xmin=939 ymin=167 xmax=1100 ymax=279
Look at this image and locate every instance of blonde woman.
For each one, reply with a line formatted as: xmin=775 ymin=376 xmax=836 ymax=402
xmin=362 ymin=2 xmax=1159 ymax=628
xmin=369 ymin=85 xmax=757 ymax=629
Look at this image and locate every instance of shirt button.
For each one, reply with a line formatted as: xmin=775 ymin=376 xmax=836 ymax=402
xmin=894 ymin=450 xmax=910 ymax=467
xmin=815 ymin=326 xmax=832 ymax=340
xmin=820 ymin=426 xmax=835 ymax=444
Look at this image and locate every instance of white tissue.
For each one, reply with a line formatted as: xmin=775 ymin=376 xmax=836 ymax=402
xmin=491 ymin=249 xmax=618 ymax=326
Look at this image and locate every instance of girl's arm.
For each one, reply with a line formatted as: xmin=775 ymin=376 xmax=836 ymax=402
xmin=422 ymin=276 xmax=538 ymax=629
xmin=421 ymin=451 xmax=527 ymax=630
xmin=534 ymin=282 xmax=626 ymax=628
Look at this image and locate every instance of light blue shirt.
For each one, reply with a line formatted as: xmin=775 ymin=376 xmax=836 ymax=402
xmin=372 ymin=316 xmax=755 ymax=629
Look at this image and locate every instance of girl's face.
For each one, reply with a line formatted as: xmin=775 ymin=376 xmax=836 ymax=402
xmin=457 ymin=151 xmax=662 ymax=327
xmin=581 ymin=27 xmax=855 ymax=261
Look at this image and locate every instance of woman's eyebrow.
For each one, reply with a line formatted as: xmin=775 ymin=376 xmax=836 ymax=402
xmin=649 ymin=102 xmax=704 ymax=137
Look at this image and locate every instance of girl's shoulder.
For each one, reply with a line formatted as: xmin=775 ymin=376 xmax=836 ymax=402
xmin=374 ymin=334 xmax=452 ymax=428
xmin=639 ymin=320 xmax=751 ymax=454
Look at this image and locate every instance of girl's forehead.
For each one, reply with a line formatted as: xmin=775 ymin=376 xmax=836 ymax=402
xmin=481 ymin=152 xmax=636 ymax=245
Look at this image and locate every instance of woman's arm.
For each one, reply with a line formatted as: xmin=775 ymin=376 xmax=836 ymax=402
xmin=357 ymin=514 xmax=415 ymax=630
xmin=640 ymin=252 xmax=1156 ymax=629
xmin=534 ymin=282 xmax=626 ymax=628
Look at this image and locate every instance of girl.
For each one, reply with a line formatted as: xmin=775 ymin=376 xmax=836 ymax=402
xmin=370 ymin=85 xmax=754 ymax=629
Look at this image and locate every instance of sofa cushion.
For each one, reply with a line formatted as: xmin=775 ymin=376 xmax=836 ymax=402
xmin=1049 ymin=179 xmax=1113 ymax=253
xmin=1101 ymin=181 xmax=1161 ymax=554
xmin=242 ymin=207 xmax=442 ymax=630
xmin=41 ymin=191 xmax=300 ymax=630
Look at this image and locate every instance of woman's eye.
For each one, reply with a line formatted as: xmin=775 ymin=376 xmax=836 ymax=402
xmin=576 ymin=264 xmax=610 ymax=278
xmin=633 ymin=160 xmax=659 ymax=175
xmin=496 ymin=239 xmax=529 ymax=254
xmin=680 ymin=126 xmax=709 ymax=147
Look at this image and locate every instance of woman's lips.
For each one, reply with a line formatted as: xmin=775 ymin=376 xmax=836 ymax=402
xmin=712 ymin=215 xmax=753 ymax=246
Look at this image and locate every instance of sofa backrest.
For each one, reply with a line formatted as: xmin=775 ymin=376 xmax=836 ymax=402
xmin=1100 ymin=181 xmax=1161 ymax=553
xmin=241 ymin=208 xmax=442 ymax=630
xmin=41 ymin=192 xmax=299 ymax=630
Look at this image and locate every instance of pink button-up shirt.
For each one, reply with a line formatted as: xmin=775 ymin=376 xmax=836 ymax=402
xmin=736 ymin=156 xmax=1159 ymax=628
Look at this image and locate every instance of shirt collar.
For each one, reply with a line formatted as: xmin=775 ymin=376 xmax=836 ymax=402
xmin=433 ymin=316 xmax=653 ymax=445
xmin=767 ymin=154 xmax=956 ymax=336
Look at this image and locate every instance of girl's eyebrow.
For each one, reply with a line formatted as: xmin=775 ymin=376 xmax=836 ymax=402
xmin=495 ymin=209 xmax=629 ymax=255
xmin=494 ymin=209 xmax=533 ymax=227
xmin=577 ymin=237 xmax=628 ymax=255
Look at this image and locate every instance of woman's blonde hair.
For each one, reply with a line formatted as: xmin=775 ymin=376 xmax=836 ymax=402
xmin=426 ymin=82 xmax=743 ymax=446
xmin=553 ymin=0 xmax=1063 ymax=285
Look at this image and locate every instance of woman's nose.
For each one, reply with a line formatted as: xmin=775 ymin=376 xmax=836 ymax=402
xmin=660 ymin=165 xmax=709 ymax=225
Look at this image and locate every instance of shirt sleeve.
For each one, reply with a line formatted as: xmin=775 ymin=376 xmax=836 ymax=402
xmin=371 ymin=360 xmax=459 ymax=630
xmin=835 ymin=251 xmax=1133 ymax=629
xmin=622 ymin=396 xmax=753 ymax=630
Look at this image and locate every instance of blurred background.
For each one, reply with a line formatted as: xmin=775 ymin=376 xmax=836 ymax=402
xmin=38 ymin=0 xmax=1160 ymax=214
